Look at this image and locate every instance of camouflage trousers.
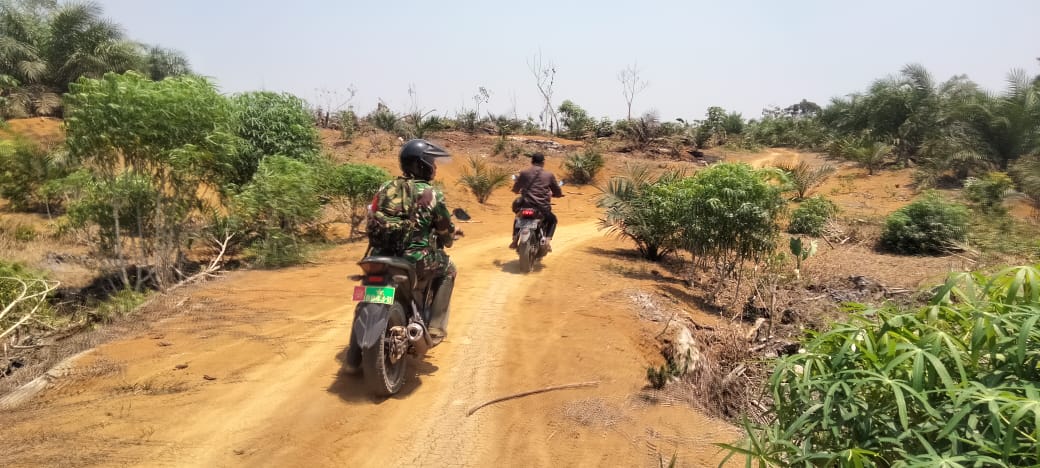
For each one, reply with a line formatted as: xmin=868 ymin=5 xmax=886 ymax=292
xmin=403 ymin=248 xmax=457 ymax=280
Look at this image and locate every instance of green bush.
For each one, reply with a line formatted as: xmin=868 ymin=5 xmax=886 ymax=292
xmin=880 ymin=191 xmax=969 ymax=254
xmin=369 ymin=108 xmax=401 ymax=135
xmin=338 ymin=108 xmax=359 ymax=142
xmin=67 ymin=171 xmax=159 ymax=256
xmin=563 ymin=148 xmax=604 ymax=185
xmin=557 ymin=100 xmax=595 ymax=139
xmin=664 ymin=163 xmax=786 ymax=273
xmin=228 ymin=91 xmax=320 ymax=188
xmin=724 ymin=266 xmax=1040 ymax=466
xmin=598 ymin=164 xmax=684 ymax=261
xmin=322 ymin=163 xmax=391 ymax=236
xmin=777 ymin=161 xmax=836 ymax=200
xmin=457 ymin=157 xmax=511 ymax=204
xmin=0 ymin=138 xmax=71 ymax=212
xmin=788 ymin=196 xmax=839 ymax=236
xmin=232 ymin=155 xmax=322 ymax=267
xmin=964 ymin=172 xmax=1014 ymax=214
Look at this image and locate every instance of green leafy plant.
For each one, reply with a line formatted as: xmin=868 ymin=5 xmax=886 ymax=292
xmin=776 ymin=161 xmax=836 ymax=200
xmin=369 ymin=107 xmax=401 ymax=135
xmin=227 ymin=91 xmax=321 ymax=189
xmin=788 ymin=236 xmax=817 ymax=280
xmin=597 ymin=164 xmax=684 ymax=261
xmin=964 ymin=171 xmax=1014 ymax=214
xmin=563 ymin=147 xmax=604 ymax=185
xmin=403 ymin=109 xmax=442 ymax=139
xmin=661 ymin=163 xmax=787 ymax=300
xmin=723 ymin=265 xmax=1040 ymax=467
xmin=788 ymin=195 xmax=839 ymax=236
xmin=880 ymin=191 xmax=969 ymax=254
xmin=457 ymin=157 xmax=511 ymax=204
xmin=64 ymin=71 xmax=236 ymax=289
xmin=322 ymin=163 xmax=390 ymax=237
xmin=232 ymin=155 xmax=322 ymax=267
xmin=557 ymin=99 xmax=595 ymax=139
xmin=337 ymin=108 xmax=360 ymax=142
xmin=0 ymin=138 xmax=71 ymax=212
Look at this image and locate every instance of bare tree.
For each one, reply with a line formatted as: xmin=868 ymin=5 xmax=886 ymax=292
xmin=528 ymin=51 xmax=558 ymax=134
xmin=314 ymin=84 xmax=357 ymax=128
xmin=473 ymin=86 xmax=491 ymax=118
xmin=618 ymin=62 xmax=649 ymax=121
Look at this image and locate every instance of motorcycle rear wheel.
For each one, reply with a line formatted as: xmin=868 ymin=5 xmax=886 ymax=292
xmin=362 ymin=302 xmax=408 ymax=397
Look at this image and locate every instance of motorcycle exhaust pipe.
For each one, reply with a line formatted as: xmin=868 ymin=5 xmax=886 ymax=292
xmin=406 ymin=323 xmax=425 ymax=342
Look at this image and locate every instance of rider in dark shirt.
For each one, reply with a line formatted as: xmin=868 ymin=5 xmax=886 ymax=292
xmin=510 ymin=152 xmax=563 ymax=250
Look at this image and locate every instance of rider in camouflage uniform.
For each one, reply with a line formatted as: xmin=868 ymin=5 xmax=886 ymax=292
xmin=367 ymin=139 xmax=458 ymax=339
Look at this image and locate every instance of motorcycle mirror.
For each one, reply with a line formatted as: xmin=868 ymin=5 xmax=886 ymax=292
xmin=559 ymin=180 xmax=565 ymax=187
xmin=511 ymin=174 xmax=517 ymax=181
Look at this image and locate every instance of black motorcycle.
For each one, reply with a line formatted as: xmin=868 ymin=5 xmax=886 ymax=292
xmin=347 ymin=255 xmax=444 ymax=396
xmin=513 ymin=207 xmax=549 ymax=273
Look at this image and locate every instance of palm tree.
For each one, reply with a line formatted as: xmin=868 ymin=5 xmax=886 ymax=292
xmin=966 ymin=70 xmax=1040 ymax=170
xmin=841 ymin=139 xmax=892 ymax=176
xmin=0 ymin=1 xmax=188 ymax=117
xmin=597 ymin=164 xmax=684 ymax=261
xmin=144 ymin=45 xmax=190 ymax=81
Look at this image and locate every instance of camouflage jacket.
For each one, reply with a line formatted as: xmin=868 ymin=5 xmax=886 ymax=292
xmin=367 ymin=177 xmax=455 ymax=262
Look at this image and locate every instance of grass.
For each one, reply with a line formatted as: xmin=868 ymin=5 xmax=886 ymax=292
xmin=723 ymin=266 xmax=1040 ymax=466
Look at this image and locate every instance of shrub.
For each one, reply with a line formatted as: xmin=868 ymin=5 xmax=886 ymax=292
xmin=664 ymin=164 xmax=786 ymax=293
xmin=0 ymin=139 xmax=71 ymax=212
xmin=369 ymin=108 xmax=401 ymax=135
xmin=232 ymin=156 xmax=322 ymax=267
xmin=227 ymin=91 xmax=320 ymax=188
xmin=880 ymin=191 xmax=969 ymax=254
xmin=456 ymin=110 xmax=478 ymax=133
xmin=557 ymin=100 xmax=595 ymax=139
xmin=457 ymin=157 xmax=511 ymax=204
xmin=724 ymin=266 xmax=1040 ymax=467
xmin=64 ymin=72 xmax=237 ymax=289
xmin=788 ymin=196 xmax=839 ymax=236
xmin=563 ymin=148 xmax=604 ymax=185
xmin=598 ymin=164 xmax=684 ymax=261
xmin=776 ymin=161 xmax=836 ymax=200
xmin=964 ymin=171 xmax=1014 ymax=214
xmin=322 ymin=163 xmax=391 ymax=237
xmin=338 ymin=108 xmax=359 ymax=142
xmin=615 ymin=112 xmax=664 ymax=150
xmin=403 ymin=110 xmax=442 ymax=139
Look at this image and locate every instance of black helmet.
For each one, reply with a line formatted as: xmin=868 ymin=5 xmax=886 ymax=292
xmin=399 ymin=139 xmax=450 ymax=180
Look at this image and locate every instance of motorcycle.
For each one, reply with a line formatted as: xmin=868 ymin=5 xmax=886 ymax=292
xmin=511 ymin=178 xmax=563 ymax=273
xmin=347 ymin=245 xmax=453 ymax=396
xmin=513 ymin=207 xmax=549 ymax=273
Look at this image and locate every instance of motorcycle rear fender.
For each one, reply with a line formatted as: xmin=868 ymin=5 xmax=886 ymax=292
xmin=353 ymin=302 xmax=390 ymax=349
xmin=518 ymin=228 xmax=532 ymax=245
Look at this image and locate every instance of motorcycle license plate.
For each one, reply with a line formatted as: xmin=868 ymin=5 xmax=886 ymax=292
xmin=515 ymin=219 xmax=538 ymax=229
xmin=353 ymin=286 xmax=395 ymax=305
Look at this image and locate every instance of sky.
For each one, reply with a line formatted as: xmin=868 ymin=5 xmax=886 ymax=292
xmin=96 ymin=0 xmax=1040 ymax=123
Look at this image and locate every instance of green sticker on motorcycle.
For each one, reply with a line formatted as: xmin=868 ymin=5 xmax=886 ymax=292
xmin=354 ymin=286 xmax=395 ymax=304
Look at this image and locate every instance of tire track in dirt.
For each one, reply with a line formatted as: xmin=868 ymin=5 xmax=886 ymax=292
xmin=0 ymin=221 xmax=603 ymax=467
xmin=391 ymin=222 xmax=602 ymax=467
xmin=1 ymin=214 xmax=738 ymax=467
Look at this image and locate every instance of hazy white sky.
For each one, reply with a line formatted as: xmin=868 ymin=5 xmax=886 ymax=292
xmin=97 ymin=0 xmax=1039 ymax=122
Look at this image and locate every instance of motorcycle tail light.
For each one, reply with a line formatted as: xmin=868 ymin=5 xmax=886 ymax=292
xmin=520 ymin=208 xmax=536 ymax=218
xmin=365 ymin=275 xmax=385 ymax=284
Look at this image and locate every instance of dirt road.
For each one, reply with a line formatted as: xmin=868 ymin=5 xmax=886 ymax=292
xmin=1 ymin=207 xmax=738 ymax=467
